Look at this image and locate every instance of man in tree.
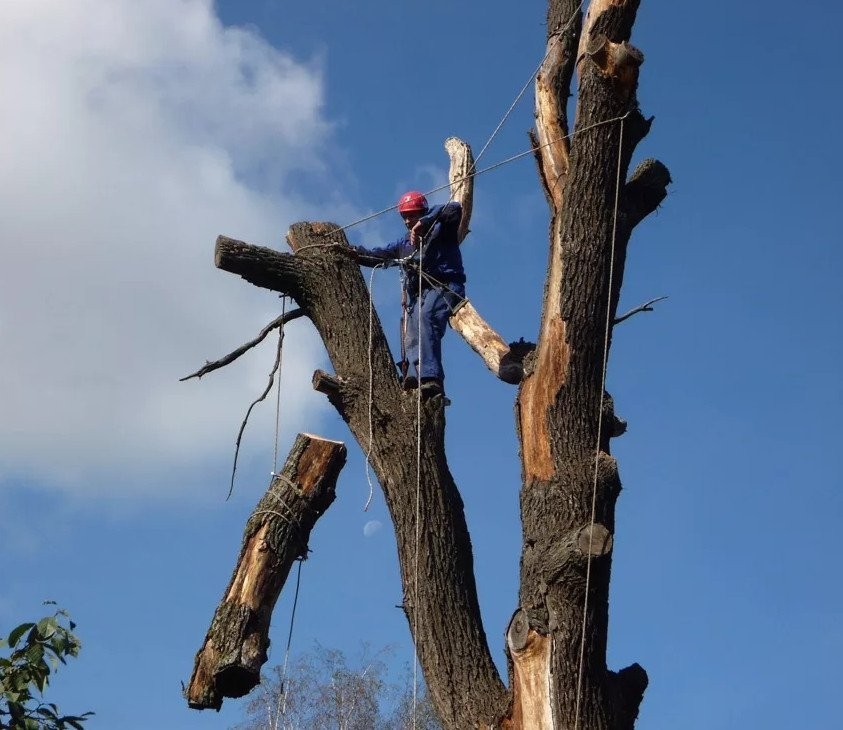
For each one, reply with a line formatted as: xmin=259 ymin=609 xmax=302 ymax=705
xmin=350 ymin=191 xmax=465 ymax=398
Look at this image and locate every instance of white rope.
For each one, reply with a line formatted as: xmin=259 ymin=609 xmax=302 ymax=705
xmin=272 ymin=296 xmax=287 ymax=477
xmin=295 ymin=115 xmax=629 ymax=254
xmin=573 ymin=116 xmax=625 ymax=730
xmin=278 ymin=558 xmax=303 ymax=722
xmin=473 ymin=1 xmax=584 ymax=166
xmin=363 ymin=264 xmax=385 ymax=511
xmin=411 ymin=224 xmax=425 ymax=729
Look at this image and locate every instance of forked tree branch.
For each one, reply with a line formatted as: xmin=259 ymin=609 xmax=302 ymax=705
xmin=180 ymin=309 xmax=305 ymax=382
xmin=613 ymin=296 xmax=668 ymax=325
xmin=213 ymin=221 xmax=508 ymax=725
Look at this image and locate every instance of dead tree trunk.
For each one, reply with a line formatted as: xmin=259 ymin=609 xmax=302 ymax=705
xmin=189 ymin=1 xmax=670 ymax=727
xmin=511 ymin=1 xmax=668 ymax=727
xmin=186 ymin=434 xmax=345 ymax=711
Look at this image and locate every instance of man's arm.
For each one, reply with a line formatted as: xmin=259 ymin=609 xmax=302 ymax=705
xmin=411 ymin=201 xmax=463 ymax=245
xmin=349 ymin=237 xmax=406 ymax=267
xmin=421 ymin=201 xmax=462 ymax=227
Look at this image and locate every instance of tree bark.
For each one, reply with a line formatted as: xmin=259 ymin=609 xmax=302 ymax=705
xmin=214 ymin=224 xmax=509 ymax=726
xmin=186 ymin=433 xmax=345 ymax=711
xmin=194 ymin=2 xmax=671 ymax=727
xmin=510 ymin=1 xmax=667 ymax=728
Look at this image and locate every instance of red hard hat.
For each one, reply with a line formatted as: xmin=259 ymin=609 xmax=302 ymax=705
xmin=397 ymin=191 xmax=429 ymax=215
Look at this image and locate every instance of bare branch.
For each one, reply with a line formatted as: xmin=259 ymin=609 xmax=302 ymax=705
xmin=444 ymin=137 xmax=474 ymax=244
xmin=613 ymin=296 xmax=668 ymax=325
xmin=535 ymin=4 xmax=581 ymax=213
xmin=180 ymin=309 xmax=305 ymax=382
xmin=228 ymin=329 xmax=285 ymax=501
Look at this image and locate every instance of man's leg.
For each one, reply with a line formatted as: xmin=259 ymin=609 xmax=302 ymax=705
xmin=404 ymin=294 xmax=421 ymax=382
xmin=418 ymin=288 xmax=451 ymax=384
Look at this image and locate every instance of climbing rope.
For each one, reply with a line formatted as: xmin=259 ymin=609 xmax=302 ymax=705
xmin=272 ymin=296 xmax=287 ymax=477
xmin=573 ymin=116 xmax=625 ymax=730
xmin=278 ymin=557 xmax=303 ymax=721
xmin=412 ymin=222 xmax=425 ymax=729
xmin=473 ymin=1 xmax=584 ymax=166
xmin=296 ymin=116 xmax=626 ymax=253
xmin=364 ymin=264 xmax=387 ymax=512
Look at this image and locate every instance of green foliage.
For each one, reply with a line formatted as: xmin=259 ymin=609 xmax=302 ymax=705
xmin=0 ymin=604 xmax=93 ymax=730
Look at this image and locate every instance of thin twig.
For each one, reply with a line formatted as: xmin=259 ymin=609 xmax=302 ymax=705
xmin=180 ymin=308 xmax=305 ymax=381
xmin=613 ymin=296 xmax=668 ymax=325
xmin=227 ymin=330 xmax=285 ymax=500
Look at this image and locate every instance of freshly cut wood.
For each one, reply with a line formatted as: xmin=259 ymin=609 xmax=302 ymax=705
xmin=444 ymin=136 xmax=474 ymax=245
xmin=444 ymin=136 xmax=529 ymax=383
xmin=196 ymin=3 xmax=672 ymax=725
xmin=449 ymin=302 xmax=527 ymax=384
xmin=186 ymin=433 xmax=346 ymax=711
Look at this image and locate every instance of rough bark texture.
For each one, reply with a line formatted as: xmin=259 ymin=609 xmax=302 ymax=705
xmin=199 ymin=2 xmax=670 ymax=727
xmin=186 ymin=434 xmax=345 ymax=711
xmin=510 ymin=1 xmax=666 ymax=728
xmin=215 ymin=226 xmax=508 ymax=727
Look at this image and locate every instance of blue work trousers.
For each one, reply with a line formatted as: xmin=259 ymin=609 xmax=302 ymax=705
xmin=404 ymin=283 xmax=464 ymax=381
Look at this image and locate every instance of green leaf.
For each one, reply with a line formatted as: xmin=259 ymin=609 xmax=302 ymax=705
xmin=7 ymin=623 xmax=35 ymax=648
xmin=36 ymin=617 xmax=58 ymax=641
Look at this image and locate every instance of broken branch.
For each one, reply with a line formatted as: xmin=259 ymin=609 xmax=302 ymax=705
xmin=624 ymin=158 xmax=671 ymax=231
xmin=613 ymin=296 xmax=668 ymax=325
xmin=180 ymin=309 xmax=305 ymax=382
xmin=186 ymin=433 xmax=346 ymax=711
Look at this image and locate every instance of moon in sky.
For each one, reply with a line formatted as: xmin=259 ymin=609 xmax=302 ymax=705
xmin=363 ymin=520 xmax=383 ymax=538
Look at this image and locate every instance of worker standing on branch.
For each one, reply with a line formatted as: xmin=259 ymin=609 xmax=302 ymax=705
xmin=350 ymin=191 xmax=465 ymax=398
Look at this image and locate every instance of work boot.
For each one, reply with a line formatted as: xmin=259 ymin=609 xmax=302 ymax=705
xmin=401 ymin=376 xmax=418 ymax=391
xmin=420 ymin=378 xmax=444 ymax=399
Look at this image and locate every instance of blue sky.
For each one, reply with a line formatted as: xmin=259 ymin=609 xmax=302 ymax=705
xmin=1 ymin=1 xmax=841 ymax=728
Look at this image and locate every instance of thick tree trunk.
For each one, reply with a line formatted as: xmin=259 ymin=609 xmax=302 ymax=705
xmin=186 ymin=434 xmax=345 ymax=711
xmin=215 ymin=226 xmax=509 ymax=727
xmin=195 ymin=2 xmax=670 ymax=727
xmin=510 ymin=1 xmax=666 ymax=728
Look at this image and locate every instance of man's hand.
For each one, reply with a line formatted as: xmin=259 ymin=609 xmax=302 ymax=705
xmin=337 ymin=242 xmax=358 ymax=258
xmin=410 ymin=220 xmax=426 ymax=246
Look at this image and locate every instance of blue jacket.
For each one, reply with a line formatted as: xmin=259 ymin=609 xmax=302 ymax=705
xmin=353 ymin=202 xmax=466 ymax=291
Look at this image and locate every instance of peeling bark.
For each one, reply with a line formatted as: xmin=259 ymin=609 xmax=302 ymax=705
xmin=186 ymin=434 xmax=345 ymax=711
xmin=444 ymin=136 xmax=474 ymax=244
xmin=445 ymin=136 xmax=528 ymax=384
xmin=504 ymin=611 xmax=553 ymax=730
xmin=511 ymin=1 xmax=661 ymax=728
xmin=214 ymin=224 xmax=508 ymax=726
xmin=192 ymin=2 xmax=670 ymax=727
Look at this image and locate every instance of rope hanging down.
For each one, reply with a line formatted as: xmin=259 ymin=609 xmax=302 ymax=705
xmin=400 ymin=9 xmax=585 ymax=721
xmin=278 ymin=557 xmax=303 ymax=722
xmin=227 ymin=295 xmax=289 ymax=501
xmin=573 ymin=116 xmax=626 ymax=730
xmin=363 ymin=264 xmax=387 ymax=512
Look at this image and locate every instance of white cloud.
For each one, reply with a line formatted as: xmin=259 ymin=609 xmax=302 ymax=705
xmin=0 ymin=0 xmax=341 ymax=495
